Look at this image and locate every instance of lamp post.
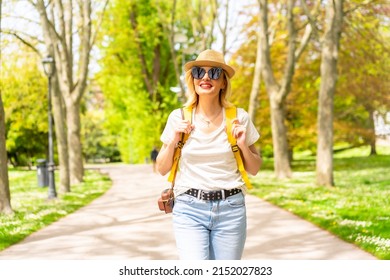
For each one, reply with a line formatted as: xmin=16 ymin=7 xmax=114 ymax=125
xmin=42 ymin=55 xmax=57 ymax=199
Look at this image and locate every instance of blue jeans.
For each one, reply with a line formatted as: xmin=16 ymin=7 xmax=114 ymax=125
xmin=172 ymin=192 xmax=247 ymax=260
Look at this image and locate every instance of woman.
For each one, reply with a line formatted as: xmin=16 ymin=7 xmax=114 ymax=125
xmin=156 ymin=49 xmax=262 ymax=260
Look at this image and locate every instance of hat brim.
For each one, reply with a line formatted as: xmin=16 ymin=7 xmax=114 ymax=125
xmin=184 ymin=60 xmax=235 ymax=78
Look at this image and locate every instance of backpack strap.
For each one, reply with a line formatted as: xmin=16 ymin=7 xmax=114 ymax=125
xmin=167 ymin=106 xmax=192 ymax=183
xmin=225 ymin=106 xmax=253 ymax=189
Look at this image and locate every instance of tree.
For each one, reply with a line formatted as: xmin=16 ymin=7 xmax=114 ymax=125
xmin=335 ymin=3 xmax=390 ymax=155
xmin=0 ymin=0 xmax=13 ymax=215
xmin=157 ymin=0 xmax=219 ymax=101
xmin=257 ymin=0 xmax=313 ymax=178
xmin=2 ymin=0 xmax=71 ymax=191
xmin=2 ymin=48 xmax=48 ymax=167
xmin=187 ymin=0 xmax=218 ymax=51
xmin=96 ymin=0 xmax=226 ymax=163
xmin=229 ymin=0 xmax=388 ymax=165
xmin=81 ymin=84 xmax=120 ymax=163
xmin=31 ymin=0 xmax=108 ymax=185
xmin=97 ymin=0 xmax=181 ymax=163
xmin=316 ymin=0 xmax=344 ymax=187
xmin=214 ymin=0 xmax=229 ymax=56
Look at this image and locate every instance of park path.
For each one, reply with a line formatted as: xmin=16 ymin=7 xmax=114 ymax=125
xmin=0 ymin=164 xmax=376 ymax=260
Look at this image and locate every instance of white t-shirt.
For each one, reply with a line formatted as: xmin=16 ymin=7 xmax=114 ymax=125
xmin=160 ymin=107 xmax=260 ymax=194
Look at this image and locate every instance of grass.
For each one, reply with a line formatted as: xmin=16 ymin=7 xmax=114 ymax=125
xmin=250 ymin=146 xmax=390 ymax=259
xmin=0 ymin=168 xmax=111 ymax=250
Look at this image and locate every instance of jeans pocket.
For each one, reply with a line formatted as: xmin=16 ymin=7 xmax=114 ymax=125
xmin=226 ymin=192 xmax=245 ymax=208
xmin=175 ymin=194 xmax=196 ymax=205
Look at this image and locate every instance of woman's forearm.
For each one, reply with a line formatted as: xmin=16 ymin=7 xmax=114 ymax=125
xmin=156 ymin=140 xmax=177 ymax=175
xmin=240 ymin=144 xmax=262 ymax=176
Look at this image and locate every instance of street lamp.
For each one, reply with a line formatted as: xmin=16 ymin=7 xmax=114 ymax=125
xmin=42 ymin=55 xmax=57 ymax=199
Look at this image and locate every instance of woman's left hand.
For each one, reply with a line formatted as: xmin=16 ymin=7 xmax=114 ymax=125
xmin=231 ymin=118 xmax=262 ymax=176
xmin=231 ymin=118 xmax=246 ymax=148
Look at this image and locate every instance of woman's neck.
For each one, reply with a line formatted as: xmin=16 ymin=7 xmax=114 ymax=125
xmin=195 ymin=98 xmax=223 ymax=131
xmin=196 ymin=98 xmax=222 ymax=117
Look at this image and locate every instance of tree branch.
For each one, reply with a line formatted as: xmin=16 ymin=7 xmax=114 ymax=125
xmin=279 ymin=0 xmax=296 ymax=102
xmin=300 ymin=0 xmax=321 ymax=37
xmin=2 ymin=30 xmax=41 ymax=54
xmin=74 ymin=0 xmax=91 ymax=102
xmin=90 ymin=0 xmax=109 ymax=47
xmin=258 ymin=0 xmax=279 ymax=97
xmin=295 ymin=23 xmax=312 ymax=61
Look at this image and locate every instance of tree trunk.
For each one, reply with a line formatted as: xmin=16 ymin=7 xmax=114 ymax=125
xmin=216 ymin=0 xmax=229 ymax=56
xmin=316 ymin=86 xmax=334 ymax=186
xmin=368 ymin=109 xmax=377 ymax=156
xmin=52 ymin=75 xmax=70 ymax=192
xmin=258 ymin=0 xmax=297 ymax=179
xmin=270 ymin=97 xmax=292 ymax=178
xmin=0 ymin=0 xmax=13 ymax=215
xmin=316 ymin=0 xmax=344 ymax=187
xmin=66 ymin=99 xmax=83 ymax=185
xmin=0 ymin=93 xmax=13 ymax=215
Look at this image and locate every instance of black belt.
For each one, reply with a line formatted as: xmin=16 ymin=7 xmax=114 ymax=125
xmin=184 ymin=188 xmax=242 ymax=201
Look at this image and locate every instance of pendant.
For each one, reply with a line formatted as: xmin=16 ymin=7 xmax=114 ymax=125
xmin=201 ymin=117 xmax=210 ymax=127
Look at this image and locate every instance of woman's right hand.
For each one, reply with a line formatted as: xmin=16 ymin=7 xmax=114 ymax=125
xmin=172 ymin=120 xmax=194 ymax=145
xmin=156 ymin=120 xmax=194 ymax=176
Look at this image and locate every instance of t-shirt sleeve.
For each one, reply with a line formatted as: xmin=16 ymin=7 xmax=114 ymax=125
xmin=160 ymin=108 xmax=182 ymax=144
xmin=237 ymin=108 xmax=260 ymax=146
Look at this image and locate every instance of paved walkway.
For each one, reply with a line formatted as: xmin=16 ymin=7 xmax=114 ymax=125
xmin=0 ymin=164 xmax=376 ymax=260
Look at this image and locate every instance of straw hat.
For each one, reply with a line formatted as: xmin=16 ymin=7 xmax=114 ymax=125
xmin=184 ymin=49 xmax=235 ymax=78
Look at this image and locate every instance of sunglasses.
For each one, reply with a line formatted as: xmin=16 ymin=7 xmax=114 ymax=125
xmin=191 ymin=67 xmax=223 ymax=80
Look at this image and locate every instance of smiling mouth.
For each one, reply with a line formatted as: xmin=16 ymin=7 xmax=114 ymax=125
xmin=200 ymin=83 xmax=212 ymax=89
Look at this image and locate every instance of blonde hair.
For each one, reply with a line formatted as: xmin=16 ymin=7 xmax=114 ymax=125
xmin=183 ymin=69 xmax=234 ymax=109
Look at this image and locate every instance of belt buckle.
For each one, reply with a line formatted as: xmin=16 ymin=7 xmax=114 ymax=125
xmin=197 ymin=190 xmax=227 ymax=201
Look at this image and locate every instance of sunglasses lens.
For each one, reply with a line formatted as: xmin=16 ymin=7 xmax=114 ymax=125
xmin=192 ymin=67 xmax=205 ymax=79
xmin=209 ymin=68 xmax=222 ymax=79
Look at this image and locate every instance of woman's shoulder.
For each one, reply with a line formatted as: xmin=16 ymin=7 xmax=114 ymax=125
xmin=172 ymin=108 xmax=182 ymax=114
xmin=236 ymin=107 xmax=248 ymax=115
xmin=235 ymin=107 xmax=250 ymax=120
xmin=168 ymin=108 xmax=183 ymax=120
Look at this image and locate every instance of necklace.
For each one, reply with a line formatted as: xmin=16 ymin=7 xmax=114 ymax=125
xmin=198 ymin=109 xmax=222 ymax=127
xmin=200 ymin=116 xmax=212 ymax=127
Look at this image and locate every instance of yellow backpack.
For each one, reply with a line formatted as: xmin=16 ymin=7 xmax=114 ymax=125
xmin=168 ymin=106 xmax=252 ymax=189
